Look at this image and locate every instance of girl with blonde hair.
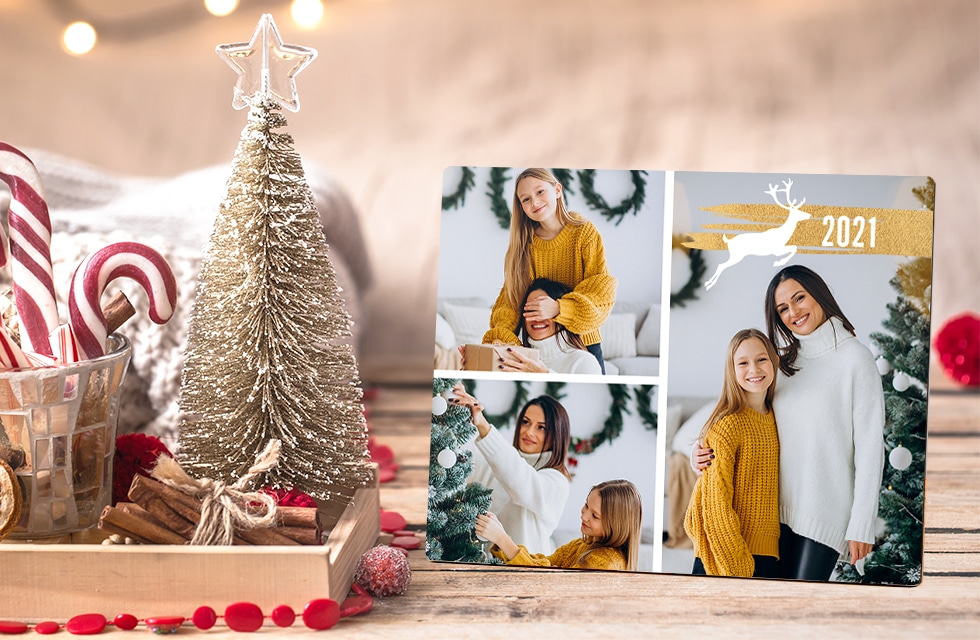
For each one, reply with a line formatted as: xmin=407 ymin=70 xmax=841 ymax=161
xmin=685 ymin=328 xmax=782 ymax=578
xmin=476 ymin=479 xmax=642 ymax=571
xmin=483 ymin=168 xmax=616 ymax=373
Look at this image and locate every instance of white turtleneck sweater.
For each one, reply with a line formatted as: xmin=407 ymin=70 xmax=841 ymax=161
xmin=528 ymin=336 xmax=602 ymax=375
xmin=465 ymin=425 xmax=570 ymax=555
xmin=773 ymin=316 xmax=885 ymax=555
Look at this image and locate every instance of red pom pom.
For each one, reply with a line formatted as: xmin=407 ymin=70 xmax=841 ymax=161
xmin=354 ymin=545 xmax=412 ymax=597
xmin=934 ymin=312 xmax=980 ymax=387
xmin=260 ymin=486 xmax=318 ymax=508
xmin=112 ymin=433 xmax=173 ymax=506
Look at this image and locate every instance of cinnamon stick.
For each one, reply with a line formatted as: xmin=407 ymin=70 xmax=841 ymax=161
xmin=103 ymin=291 xmax=136 ymax=334
xmin=128 ymin=474 xmax=304 ymax=546
xmin=99 ymin=504 xmax=186 ymax=545
xmin=276 ymin=506 xmax=321 ymax=530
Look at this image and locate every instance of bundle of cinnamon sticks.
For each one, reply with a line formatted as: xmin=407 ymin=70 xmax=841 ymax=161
xmin=99 ymin=474 xmax=323 ymax=546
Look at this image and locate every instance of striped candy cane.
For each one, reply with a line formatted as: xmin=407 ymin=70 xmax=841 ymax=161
xmin=0 ymin=142 xmax=61 ymax=355
xmin=69 ymin=242 xmax=178 ymax=360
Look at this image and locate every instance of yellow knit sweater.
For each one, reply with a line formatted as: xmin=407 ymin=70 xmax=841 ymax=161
xmin=501 ymin=537 xmax=627 ymax=571
xmin=483 ymin=220 xmax=617 ymax=347
xmin=684 ymin=407 xmax=780 ymax=577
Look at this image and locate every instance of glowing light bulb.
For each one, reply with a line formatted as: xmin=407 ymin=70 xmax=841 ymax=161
xmin=204 ymin=0 xmax=239 ymax=17
xmin=291 ymin=0 xmax=324 ymax=29
xmin=62 ymin=22 xmax=97 ymax=55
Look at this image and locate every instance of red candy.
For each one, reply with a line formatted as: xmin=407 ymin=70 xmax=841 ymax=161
xmin=392 ymin=529 xmax=416 ymax=537
xmin=224 ymin=602 xmax=264 ymax=632
xmin=339 ymin=594 xmax=373 ymax=618
xmin=368 ymin=441 xmax=394 ymax=464
xmin=192 ymin=606 xmax=218 ymax=630
xmin=33 ymin=622 xmax=60 ymax=635
xmin=379 ymin=510 xmax=407 ymax=532
xmin=302 ymin=599 xmax=339 ymax=630
xmin=378 ymin=467 xmax=397 ymax=483
xmin=65 ymin=613 xmax=107 ymax=635
xmin=111 ymin=613 xmax=138 ymax=631
xmin=391 ymin=535 xmax=421 ymax=550
xmin=270 ymin=605 xmax=296 ymax=627
xmin=0 ymin=621 xmax=28 ymax=634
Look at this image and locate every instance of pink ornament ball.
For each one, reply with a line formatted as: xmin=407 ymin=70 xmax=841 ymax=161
xmin=354 ymin=545 xmax=413 ymax=597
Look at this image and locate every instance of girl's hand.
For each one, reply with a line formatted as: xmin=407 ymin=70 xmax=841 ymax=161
xmin=848 ymin=540 xmax=872 ymax=564
xmin=523 ymin=294 xmax=560 ymax=321
xmin=475 ymin=512 xmax=519 ymax=560
xmin=498 ymin=347 xmax=548 ymax=373
xmin=449 ymin=384 xmax=491 ymax=437
xmin=691 ymin=441 xmax=714 ymax=474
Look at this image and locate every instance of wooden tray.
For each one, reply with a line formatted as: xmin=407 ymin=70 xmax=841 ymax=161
xmin=0 ymin=480 xmax=379 ymax=619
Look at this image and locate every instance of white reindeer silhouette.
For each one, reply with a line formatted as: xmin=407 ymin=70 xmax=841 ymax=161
xmin=704 ymin=179 xmax=811 ymax=291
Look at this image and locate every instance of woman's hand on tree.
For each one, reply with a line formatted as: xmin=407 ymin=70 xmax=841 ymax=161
xmin=523 ymin=294 xmax=560 ymax=321
xmin=498 ymin=347 xmax=548 ymax=373
xmin=848 ymin=540 xmax=872 ymax=564
xmin=450 ymin=384 xmax=491 ymax=436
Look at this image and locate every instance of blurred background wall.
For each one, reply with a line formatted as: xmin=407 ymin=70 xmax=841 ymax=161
xmin=0 ymin=0 xmax=975 ymax=384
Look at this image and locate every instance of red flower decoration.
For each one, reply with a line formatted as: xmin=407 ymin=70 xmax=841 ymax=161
xmin=112 ymin=433 xmax=173 ymax=505
xmin=934 ymin=312 xmax=980 ymax=387
xmin=260 ymin=486 xmax=318 ymax=508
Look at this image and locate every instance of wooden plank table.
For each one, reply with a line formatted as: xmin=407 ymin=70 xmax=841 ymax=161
xmin=1 ymin=369 xmax=977 ymax=636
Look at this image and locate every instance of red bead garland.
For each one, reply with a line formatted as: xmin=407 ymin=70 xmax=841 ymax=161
xmin=0 ymin=593 xmax=372 ymax=635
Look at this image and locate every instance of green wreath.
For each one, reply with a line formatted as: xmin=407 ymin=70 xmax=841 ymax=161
xmin=670 ymin=235 xmax=706 ymax=308
xmin=442 ymin=166 xmax=476 ymax=211
xmin=576 ymin=169 xmax=647 ymax=225
xmin=569 ymin=384 xmax=632 ymax=455
xmin=633 ymin=385 xmax=658 ymax=430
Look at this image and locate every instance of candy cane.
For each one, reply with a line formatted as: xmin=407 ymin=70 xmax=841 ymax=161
xmin=0 ymin=142 xmax=60 ymax=355
xmin=69 ymin=242 xmax=178 ymax=360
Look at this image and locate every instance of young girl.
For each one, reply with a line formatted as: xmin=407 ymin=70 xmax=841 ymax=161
xmin=684 ymin=328 xmax=781 ymax=578
xmin=475 ymin=479 xmax=642 ymax=571
xmin=482 ymin=168 xmax=617 ymax=373
xmin=451 ymin=384 xmax=571 ymax=554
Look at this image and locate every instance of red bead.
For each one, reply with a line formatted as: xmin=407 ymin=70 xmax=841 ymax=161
xmin=192 ymin=606 xmax=218 ymax=630
xmin=32 ymin=622 xmax=60 ymax=635
xmin=224 ymin=602 xmax=264 ymax=633
xmin=378 ymin=467 xmax=397 ymax=483
xmin=302 ymin=599 xmax=339 ymax=630
xmin=111 ymin=614 xmax=138 ymax=631
xmin=391 ymin=535 xmax=421 ymax=550
xmin=0 ymin=620 xmax=28 ymax=634
xmin=144 ymin=617 xmax=184 ymax=634
xmin=270 ymin=605 xmax=295 ymax=628
xmin=65 ymin=613 xmax=107 ymax=635
xmin=379 ymin=510 xmax=406 ymax=532
xmin=339 ymin=594 xmax=373 ymax=618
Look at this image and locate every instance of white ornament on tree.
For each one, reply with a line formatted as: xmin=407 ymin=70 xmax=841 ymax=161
xmin=876 ymin=356 xmax=893 ymax=376
xmin=889 ymin=445 xmax=913 ymax=471
xmin=432 ymin=395 xmax=448 ymax=416
xmin=892 ymin=372 xmax=911 ymax=392
xmin=436 ymin=448 xmax=457 ymax=469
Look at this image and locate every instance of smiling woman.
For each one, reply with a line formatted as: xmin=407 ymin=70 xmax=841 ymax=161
xmin=449 ymin=384 xmax=571 ymax=555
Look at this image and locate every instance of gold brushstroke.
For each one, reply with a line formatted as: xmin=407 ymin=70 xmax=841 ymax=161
xmin=682 ymin=204 xmax=933 ymax=257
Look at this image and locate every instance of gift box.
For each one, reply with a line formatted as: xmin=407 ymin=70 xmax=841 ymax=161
xmin=461 ymin=344 xmax=541 ymax=371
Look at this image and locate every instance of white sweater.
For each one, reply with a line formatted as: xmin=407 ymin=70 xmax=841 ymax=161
xmin=466 ymin=425 xmax=570 ymax=555
xmin=528 ymin=336 xmax=602 ymax=375
xmin=773 ymin=316 xmax=885 ymax=555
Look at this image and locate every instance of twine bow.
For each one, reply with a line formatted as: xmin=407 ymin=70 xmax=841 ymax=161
xmin=151 ymin=439 xmax=281 ymax=545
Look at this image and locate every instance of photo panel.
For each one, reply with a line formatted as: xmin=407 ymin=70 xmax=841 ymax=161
xmin=664 ymin=171 xmax=932 ymax=584
xmin=435 ymin=167 xmax=666 ymax=380
xmin=427 ymin=377 xmax=661 ymax=573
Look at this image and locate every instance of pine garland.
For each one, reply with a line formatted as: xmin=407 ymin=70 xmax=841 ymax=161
xmin=633 ymin=385 xmax=658 ymax=430
xmin=576 ymin=169 xmax=647 ymax=225
xmin=551 ymin=169 xmax=575 ymax=197
xmin=441 ymin=167 xmax=476 ymax=211
xmin=570 ymin=384 xmax=632 ymax=455
xmin=487 ymin=167 xmax=511 ymax=229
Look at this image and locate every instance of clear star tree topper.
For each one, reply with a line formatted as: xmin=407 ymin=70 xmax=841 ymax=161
xmin=177 ymin=14 xmax=373 ymax=503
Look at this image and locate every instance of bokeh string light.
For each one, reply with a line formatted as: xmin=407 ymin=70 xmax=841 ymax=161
xmin=45 ymin=0 xmax=326 ymax=55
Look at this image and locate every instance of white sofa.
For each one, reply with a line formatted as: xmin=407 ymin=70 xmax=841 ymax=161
xmin=434 ymin=297 xmax=661 ymax=377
